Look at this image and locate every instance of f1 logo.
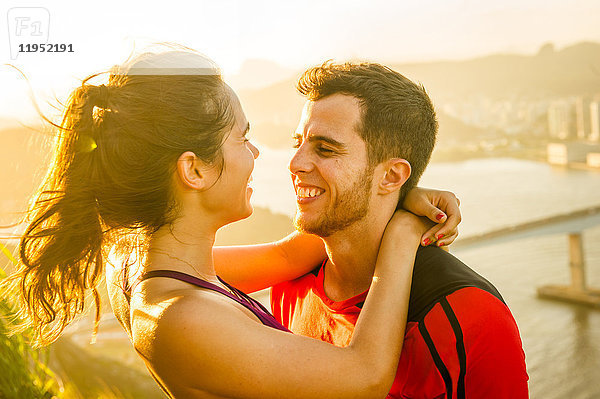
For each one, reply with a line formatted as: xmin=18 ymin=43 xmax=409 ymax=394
xmin=7 ymin=7 xmax=50 ymax=60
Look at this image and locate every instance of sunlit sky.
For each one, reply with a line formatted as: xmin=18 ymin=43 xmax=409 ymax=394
xmin=1 ymin=0 xmax=599 ymax=122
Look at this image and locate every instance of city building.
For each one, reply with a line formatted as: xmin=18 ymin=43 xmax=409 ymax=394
xmin=576 ymin=97 xmax=591 ymax=140
xmin=548 ymin=100 xmax=575 ymax=140
xmin=590 ymin=99 xmax=600 ymax=143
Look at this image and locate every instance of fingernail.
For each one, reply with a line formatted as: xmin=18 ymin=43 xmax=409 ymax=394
xmin=437 ymin=234 xmax=444 ymax=240
xmin=423 ymin=238 xmax=431 ymax=246
xmin=436 ymin=213 xmax=445 ymax=221
xmin=438 ymin=241 xmax=444 ymax=247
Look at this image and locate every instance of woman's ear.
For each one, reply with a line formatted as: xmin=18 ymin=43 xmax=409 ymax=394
xmin=175 ymin=151 xmax=212 ymax=190
xmin=378 ymin=158 xmax=411 ymax=195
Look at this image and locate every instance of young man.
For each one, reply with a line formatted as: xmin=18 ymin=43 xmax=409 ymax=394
xmin=271 ymin=62 xmax=529 ymax=398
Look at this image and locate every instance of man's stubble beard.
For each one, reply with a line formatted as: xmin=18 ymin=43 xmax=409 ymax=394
xmin=293 ymin=165 xmax=374 ymax=238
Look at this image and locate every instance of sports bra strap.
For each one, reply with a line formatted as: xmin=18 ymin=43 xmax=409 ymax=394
xmin=138 ymin=269 xmax=289 ymax=332
xmin=140 ymin=270 xmax=241 ymax=302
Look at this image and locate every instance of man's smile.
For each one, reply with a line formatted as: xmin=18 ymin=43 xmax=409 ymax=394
xmin=294 ymin=182 xmax=326 ymax=204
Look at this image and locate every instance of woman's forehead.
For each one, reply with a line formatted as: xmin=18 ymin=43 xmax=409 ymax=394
xmin=226 ymin=86 xmax=248 ymax=134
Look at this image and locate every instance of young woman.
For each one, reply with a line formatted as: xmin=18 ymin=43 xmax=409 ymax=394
xmin=7 ymin=49 xmax=460 ymax=398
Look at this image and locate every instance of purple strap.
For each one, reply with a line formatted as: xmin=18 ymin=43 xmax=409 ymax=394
xmin=139 ymin=270 xmax=289 ymax=332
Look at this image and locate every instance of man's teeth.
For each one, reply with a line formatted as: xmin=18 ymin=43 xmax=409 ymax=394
xmin=297 ymin=187 xmax=323 ymax=198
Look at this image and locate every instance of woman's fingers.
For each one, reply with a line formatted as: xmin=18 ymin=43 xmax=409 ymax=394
xmin=431 ymin=198 xmax=461 ymax=238
xmin=416 ymin=191 xmax=459 ymax=233
xmin=435 ymin=230 xmax=459 ymax=247
xmin=420 ymin=224 xmax=459 ymax=247
xmin=402 ymin=187 xmax=451 ymax=224
xmin=422 ymin=202 xmax=448 ymax=224
xmin=403 ymin=187 xmax=462 ymax=247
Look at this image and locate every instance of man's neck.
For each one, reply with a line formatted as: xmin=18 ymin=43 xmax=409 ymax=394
xmin=321 ymin=208 xmax=392 ymax=302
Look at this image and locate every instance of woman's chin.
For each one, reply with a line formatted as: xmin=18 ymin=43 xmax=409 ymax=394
xmin=241 ymin=203 xmax=254 ymax=220
xmin=221 ymin=204 xmax=253 ymax=227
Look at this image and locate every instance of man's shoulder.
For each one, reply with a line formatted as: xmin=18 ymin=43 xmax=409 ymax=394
xmin=408 ymin=246 xmax=504 ymax=322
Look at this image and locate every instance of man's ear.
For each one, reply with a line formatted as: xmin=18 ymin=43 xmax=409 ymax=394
xmin=175 ymin=151 xmax=213 ymax=190
xmin=378 ymin=158 xmax=411 ymax=195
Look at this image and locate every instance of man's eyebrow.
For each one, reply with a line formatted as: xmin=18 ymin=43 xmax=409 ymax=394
xmin=293 ymin=133 xmax=346 ymax=148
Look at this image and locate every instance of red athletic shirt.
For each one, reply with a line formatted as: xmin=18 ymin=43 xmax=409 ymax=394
xmin=271 ymin=246 xmax=529 ymax=398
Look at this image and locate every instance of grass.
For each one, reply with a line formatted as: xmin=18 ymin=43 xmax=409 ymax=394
xmin=0 ymin=243 xmax=164 ymax=398
xmin=0 ymin=264 xmax=61 ymax=398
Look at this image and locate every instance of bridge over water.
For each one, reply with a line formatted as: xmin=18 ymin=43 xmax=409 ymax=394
xmin=453 ymin=205 xmax=600 ymax=307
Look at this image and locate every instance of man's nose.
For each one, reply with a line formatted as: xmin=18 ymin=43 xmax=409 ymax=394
xmin=288 ymin=144 xmax=312 ymax=175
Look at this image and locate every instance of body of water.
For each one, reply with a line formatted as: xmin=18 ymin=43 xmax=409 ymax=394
xmin=251 ymin=150 xmax=600 ymax=399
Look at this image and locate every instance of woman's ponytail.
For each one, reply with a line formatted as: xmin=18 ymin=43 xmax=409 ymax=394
xmin=7 ymin=82 xmax=109 ymax=346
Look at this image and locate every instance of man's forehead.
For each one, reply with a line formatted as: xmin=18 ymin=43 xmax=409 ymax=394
xmin=297 ymin=95 xmax=363 ymax=139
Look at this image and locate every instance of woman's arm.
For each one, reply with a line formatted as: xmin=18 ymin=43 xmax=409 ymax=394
xmin=215 ymin=187 xmax=461 ymax=292
xmin=214 ymin=231 xmax=326 ymax=293
xmin=146 ymin=211 xmax=428 ymax=399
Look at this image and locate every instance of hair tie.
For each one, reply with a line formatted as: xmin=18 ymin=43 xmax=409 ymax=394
xmin=76 ymin=135 xmax=98 ymax=153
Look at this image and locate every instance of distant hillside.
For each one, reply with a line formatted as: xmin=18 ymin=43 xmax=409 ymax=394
xmin=437 ymin=111 xmax=494 ymax=141
xmin=391 ymin=42 xmax=600 ymax=99
xmin=237 ymin=42 xmax=600 ymax=149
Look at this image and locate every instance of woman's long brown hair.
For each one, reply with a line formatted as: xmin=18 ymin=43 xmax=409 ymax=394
xmin=3 ymin=50 xmax=234 ymax=346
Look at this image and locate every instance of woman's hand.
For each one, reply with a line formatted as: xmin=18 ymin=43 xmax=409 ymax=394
xmin=376 ymin=210 xmax=434 ymax=276
xmin=383 ymin=209 xmax=434 ymax=248
xmin=402 ymin=187 xmax=461 ymax=248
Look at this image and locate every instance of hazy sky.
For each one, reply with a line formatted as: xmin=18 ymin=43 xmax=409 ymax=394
xmin=1 ymin=0 xmax=599 ymax=122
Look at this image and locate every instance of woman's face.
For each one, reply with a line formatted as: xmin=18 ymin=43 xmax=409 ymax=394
xmin=206 ymin=87 xmax=259 ymax=226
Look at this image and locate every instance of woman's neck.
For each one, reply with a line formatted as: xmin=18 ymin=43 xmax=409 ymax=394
xmin=145 ymin=219 xmax=219 ymax=282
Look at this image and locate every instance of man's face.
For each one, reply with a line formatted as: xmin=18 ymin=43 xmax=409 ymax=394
xmin=289 ymin=94 xmax=374 ymax=237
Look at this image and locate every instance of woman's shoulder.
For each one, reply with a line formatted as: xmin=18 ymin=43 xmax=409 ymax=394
xmin=130 ymin=278 xmax=259 ymax=346
xmin=130 ymin=282 xmax=266 ymax=382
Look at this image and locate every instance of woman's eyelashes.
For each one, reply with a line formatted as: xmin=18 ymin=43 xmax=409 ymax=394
xmin=242 ymin=131 xmax=251 ymax=143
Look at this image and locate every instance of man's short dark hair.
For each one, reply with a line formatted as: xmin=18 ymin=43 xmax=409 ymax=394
xmin=297 ymin=61 xmax=438 ymax=204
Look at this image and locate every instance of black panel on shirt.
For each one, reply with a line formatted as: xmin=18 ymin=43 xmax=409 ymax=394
xmin=356 ymin=246 xmax=504 ymax=322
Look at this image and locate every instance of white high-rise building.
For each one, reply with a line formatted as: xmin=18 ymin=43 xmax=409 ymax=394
xmin=548 ymin=100 xmax=575 ymax=140
xmin=590 ymin=100 xmax=600 ymax=143
xmin=576 ymin=97 xmax=591 ymax=140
